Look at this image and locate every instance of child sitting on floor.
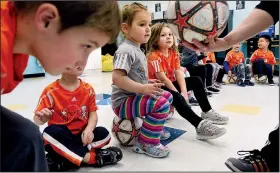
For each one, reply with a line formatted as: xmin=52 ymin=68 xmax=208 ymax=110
xmin=34 ymin=67 xmax=123 ymax=171
xmin=250 ymin=35 xmax=276 ymax=86
xmin=224 ymin=43 xmax=254 ymax=86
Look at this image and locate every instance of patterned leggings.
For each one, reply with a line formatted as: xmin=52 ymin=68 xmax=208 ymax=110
xmin=232 ymin=64 xmax=251 ymax=81
xmin=113 ymin=91 xmax=173 ymax=145
xmin=209 ymin=63 xmax=221 ymax=85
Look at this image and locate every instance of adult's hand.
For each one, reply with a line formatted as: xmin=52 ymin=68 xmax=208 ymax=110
xmin=180 ymin=38 xmax=231 ymax=52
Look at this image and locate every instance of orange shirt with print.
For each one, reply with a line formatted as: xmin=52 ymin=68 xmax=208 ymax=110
xmin=35 ymin=79 xmax=98 ymax=134
xmin=1 ymin=1 xmax=29 ymax=95
xmin=225 ymin=50 xmax=245 ymax=69
xmin=147 ymin=49 xmax=180 ymax=82
xmin=202 ymin=52 xmax=216 ymax=64
xmin=250 ymin=49 xmax=276 ymax=65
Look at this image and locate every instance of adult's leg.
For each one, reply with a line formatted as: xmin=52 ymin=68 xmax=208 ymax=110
xmin=225 ymin=126 xmax=279 ymax=172
xmin=216 ymin=68 xmax=226 ymax=83
xmin=0 ymin=106 xmax=49 ymax=172
xmin=205 ymin=64 xmax=214 ymax=87
xmin=188 ymin=65 xmax=207 ymax=87
xmin=261 ymin=126 xmax=279 ymax=171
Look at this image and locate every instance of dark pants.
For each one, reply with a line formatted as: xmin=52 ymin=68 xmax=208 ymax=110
xmin=261 ymin=126 xmax=279 ymax=171
xmin=0 ymin=106 xmax=49 ymax=172
xmin=187 ymin=65 xmax=207 ymax=87
xmin=205 ymin=64 xmax=214 ymax=87
xmin=43 ymin=125 xmax=111 ymax=166
xmin=170 ymin=76 xmax=212 ymax=113
xmin=216 ymin=68 xmax=226 ymax=82
xmin=252 ymin=59 xmax=273 ymax=80
xmin=162 ymin=87 xmax=203 ymax=128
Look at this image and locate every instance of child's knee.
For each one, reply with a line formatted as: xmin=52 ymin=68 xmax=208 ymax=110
xmin=43 ymin=125 xmax=67 ymax=139
xmin=93 ymin=127 xmax=110 ymax=140
xmin=161 ymin=91 xmax=173 ymax=103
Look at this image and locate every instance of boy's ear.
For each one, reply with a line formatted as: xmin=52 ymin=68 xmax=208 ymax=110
xmin=34 ymin=3 xmax=60 ymax=32
xmin=121 ymin=23 xmax=129 ymax=34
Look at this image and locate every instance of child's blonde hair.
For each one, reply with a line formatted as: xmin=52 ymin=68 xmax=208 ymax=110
xmin=121 ymin=2 xmax=148 ymax=27
xmin=146 ymin=23 xmax=179 ymax=56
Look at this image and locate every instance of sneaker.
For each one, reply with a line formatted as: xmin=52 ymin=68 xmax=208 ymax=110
xmin=206 ymin=91 xmax=213 ymax=97
xmin=245 ymin=80 xmax=254 ymax=86
xmin=196 ymin=120 xmax=227 ymax=140
xmin=201 ymin=110 xmax=229 ymax=125
xmin=214 ymin=83 xmax=222 ymax=89
xmin=237 ymin=80 xmax=246 ymax=87
xmin=133 ymin=141 xmax=170 ymax=158
xmin=268 ymin=79 xmax=275 ymax=86
xmin=217 ymin=81 xmax=226 ymax=85
xmin=160 ymin=130 xmax=171 ymax=141
xmin=258 ymin=75 xmax=267 ymax=81
xmin=189 ymin=97 xmax=199 ymax=106
xmin=207 ymin=87 xmax=220 ymax=94
xmin=167 ymin=106 xmax=174 ymax=120
xmin=225 ymin=150 xmax=270 ymax=172
xmin=95 ymin=147 xmax=123 ymax=167
xmin=46 ymin=152 xmax=77 ymax=171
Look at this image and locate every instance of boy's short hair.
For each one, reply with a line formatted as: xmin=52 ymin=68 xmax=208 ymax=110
xmin=14 ymin=1 xmax=121 ymax=43
xmin=121 ymin=2 xmax=147 ymax=26
xmin=259 ymin=35 xmax=272 ymax=49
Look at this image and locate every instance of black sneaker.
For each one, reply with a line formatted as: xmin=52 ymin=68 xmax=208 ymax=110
xmin=237 ymin=80 xmax=246 ymax=87
xmin=189 ymin=97 xmax=199 ymax=106
xmin=95 ymin=147 xmax=123 ymax=167
xmin=225 ymin=150 xmax=270 ymax=172
xmin=268 ymin=79 xmax=275 ymax=86
xmin=207 ymin=87 xmax=220 ymax=94
xmin=245 ymin=80 xmax=254 ymax=86
xmin=206 ymin=91 xmax=213 ymax=97
xmin=46 ymin=152 xmax=77 ymax=172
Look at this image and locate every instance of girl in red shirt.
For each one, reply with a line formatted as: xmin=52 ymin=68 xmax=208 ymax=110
xmin=147 ymin=23 xmax=228 ymax=140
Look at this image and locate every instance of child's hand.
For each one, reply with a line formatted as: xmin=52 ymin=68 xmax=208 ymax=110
xmin=142 ymin=83 xmax=164 ymax=99
xmin=35 ymin=108 xmax=53 ymax=122
xmin=81 ymin=128 xmax=94 ymax=145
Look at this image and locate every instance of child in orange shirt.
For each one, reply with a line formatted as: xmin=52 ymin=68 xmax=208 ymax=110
xmin=34 ymin=69 xmax=122 ymax=171
xmin=224 ymin=43 xmax=254 ymax=86
xmin=1 ymin=1 xmax=121 ymax=171
xmin=202 ymin=52 xmax=226 ymax=90
xmin=147 ymin=23 xmax=228 ymax=140
xmin=250 ymin=35 xmax=276 ymax=85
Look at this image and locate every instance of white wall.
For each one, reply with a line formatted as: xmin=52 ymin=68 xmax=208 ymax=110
xmin=118 ymin=1 xmax=279 ymax=35
xmin=85 ymin=48 xmax=102 ymax=70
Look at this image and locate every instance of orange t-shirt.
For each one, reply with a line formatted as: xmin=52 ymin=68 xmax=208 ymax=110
xmin=147 ymin=49 xmax=180 ymax=82
xmin=250 ymin=49 xmax=276 ymax=65
xmin=35 ymin=79 xmax=98 ymax=134
xmin=225 ymin=50 xmax=245 ymax=69
xmin=1 ymin=1 xmax=29 ymax=95
xmin=203 ymin=52 xmax=216 ymax=64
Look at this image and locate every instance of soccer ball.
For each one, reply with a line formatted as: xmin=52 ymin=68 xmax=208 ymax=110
xmin=227 ymin=74 xmax=237 ymax=84
xmin=112 ymin=116 xmax=143 ymax=146
xmin=166 ymin=1 xmax=229 ymax=43
xmin=254 ymin=75 xmax=267 ymax=84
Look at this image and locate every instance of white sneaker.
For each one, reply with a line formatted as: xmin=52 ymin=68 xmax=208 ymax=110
xmin=201 ymin=110 xmax=229 ymax=125
xmin=196 ymin=120 xmax=227 ymax=140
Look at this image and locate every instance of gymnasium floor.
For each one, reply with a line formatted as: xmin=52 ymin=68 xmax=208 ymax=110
xmin=1 ymin=70 xmax=279 ymax=171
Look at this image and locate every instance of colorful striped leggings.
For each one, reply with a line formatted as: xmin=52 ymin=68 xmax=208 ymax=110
xmin=113 ymin=91 xmax=173 ymax=145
